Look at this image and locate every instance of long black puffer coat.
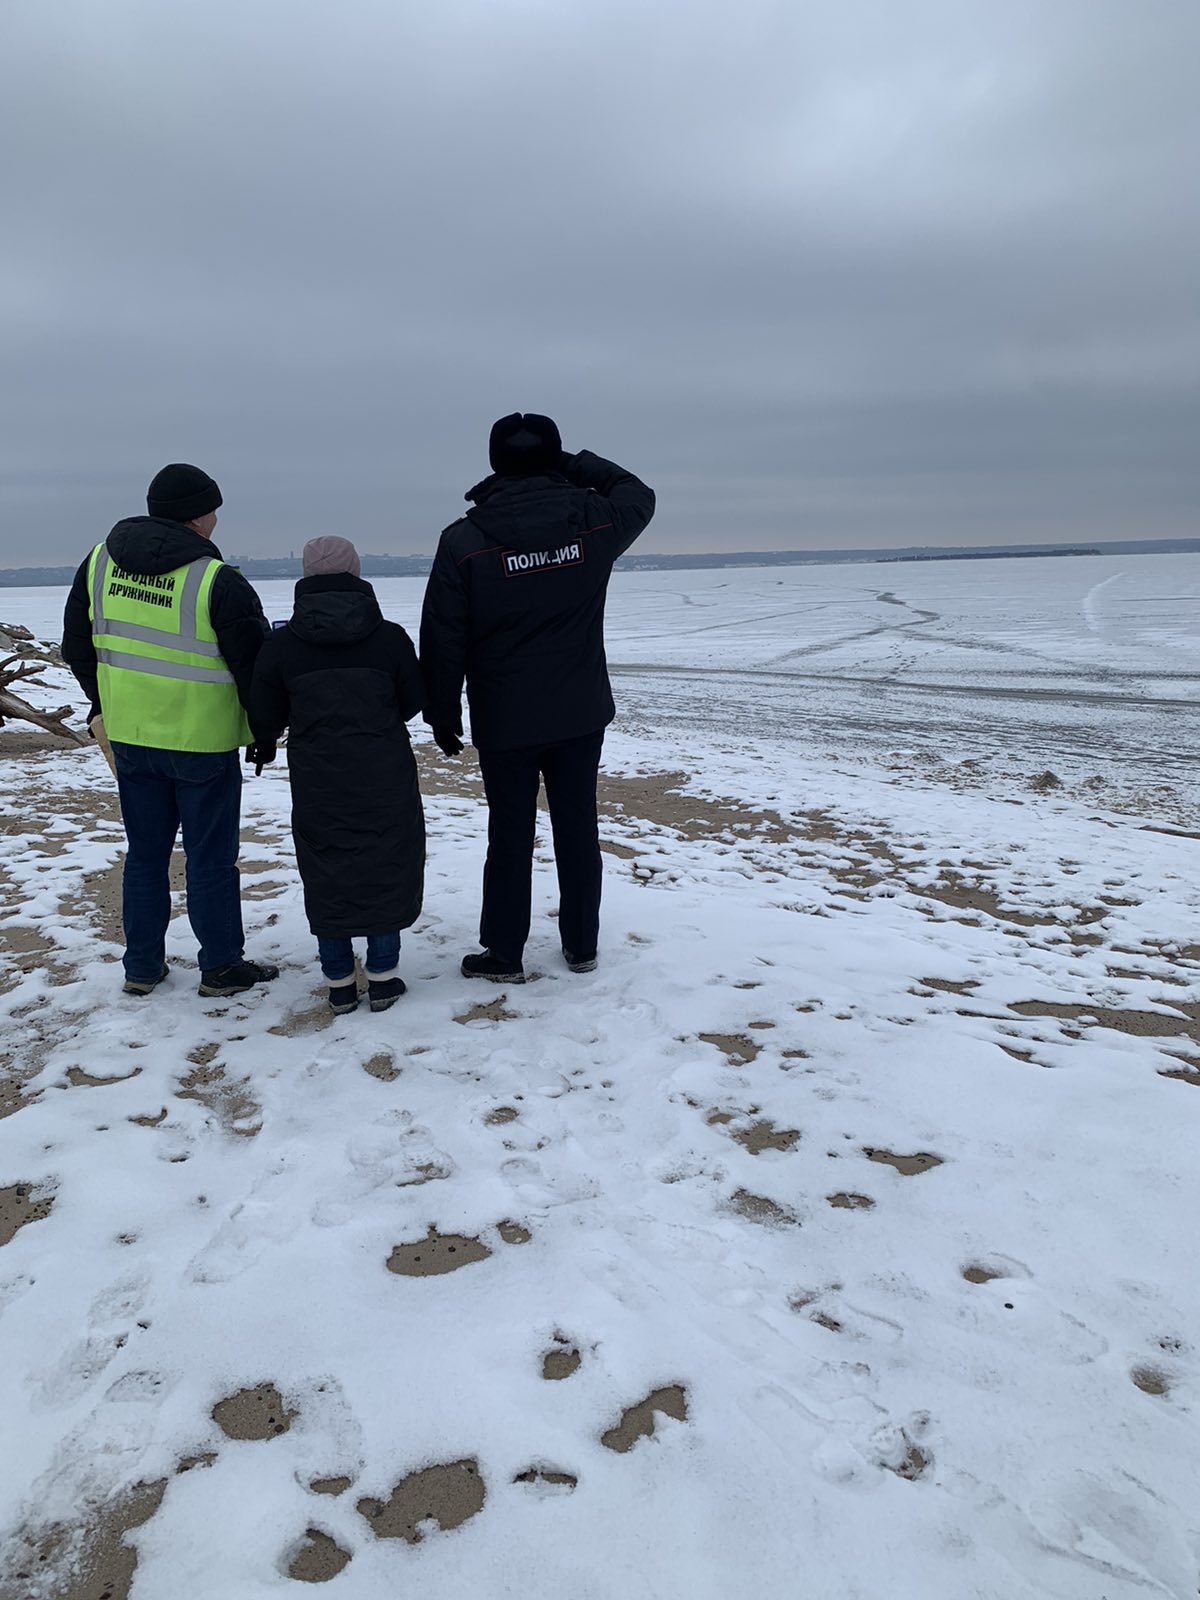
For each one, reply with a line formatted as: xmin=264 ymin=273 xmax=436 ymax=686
xmin=248 ymin=574 xmax=425 ymax=938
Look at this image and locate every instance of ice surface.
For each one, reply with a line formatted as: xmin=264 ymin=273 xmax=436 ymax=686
xmin=7 ymin=552 xmax=1200 ymax=793
xmin=1 ymin=560 xmax=1198 ymax=1598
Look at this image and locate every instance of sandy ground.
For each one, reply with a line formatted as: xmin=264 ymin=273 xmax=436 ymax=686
xmin=3 ymin=736 xmax=1198 ymax=1161
xmin=5 ymin=738 xmax=1198 ymax=1041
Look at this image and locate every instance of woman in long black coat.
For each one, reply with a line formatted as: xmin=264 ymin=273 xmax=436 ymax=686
xmin=249 ymin=537 xmax=425 ymax=1014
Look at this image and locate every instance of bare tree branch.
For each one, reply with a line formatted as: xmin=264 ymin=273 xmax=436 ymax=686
xmin=0 ymin=656 xmax=88 ymax=744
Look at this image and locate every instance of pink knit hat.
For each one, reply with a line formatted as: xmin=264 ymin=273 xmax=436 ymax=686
xmin=302 ymin=536 xmax=361 ymax=578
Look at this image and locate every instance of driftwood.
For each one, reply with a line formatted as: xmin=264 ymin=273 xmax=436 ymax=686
xmin=0 ymin=654 xmax=87 ymax=745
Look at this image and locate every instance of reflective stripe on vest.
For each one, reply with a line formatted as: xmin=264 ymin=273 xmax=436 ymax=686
xmin=88 ymin=544 xmax=251 ymax=751
xmin=89 ymin=549 xmax=232 ymax=679
xmin=93 ymin=648 xmax=234 ymax=684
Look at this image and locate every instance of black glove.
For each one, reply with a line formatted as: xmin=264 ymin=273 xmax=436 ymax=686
xmin=432 ymin=726 xmax=464 ymax=758
xmin=245 ymin=741 xmax=277 ymax=776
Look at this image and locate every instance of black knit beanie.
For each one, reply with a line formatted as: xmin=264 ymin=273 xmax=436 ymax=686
xmin=488 ymin=413 xmax=563 ymax=478
xmin=146 ymin=463 xmax=223 ymax=523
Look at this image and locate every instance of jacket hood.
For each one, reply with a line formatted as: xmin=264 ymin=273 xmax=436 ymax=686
xmin=464 ymin=474 xmax=583 ymax=553
xmin=289 ymin=573 xmax=382 ymax=646
xmin=106 ymin=516 xmax=223 ymax=575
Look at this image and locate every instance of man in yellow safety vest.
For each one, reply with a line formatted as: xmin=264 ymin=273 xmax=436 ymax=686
xmin=62 ymin=463 xmax=280 ymax=998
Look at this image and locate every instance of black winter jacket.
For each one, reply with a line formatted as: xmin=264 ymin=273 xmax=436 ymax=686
xmin=61 ymin=517 xmax=269 ymax=721
xmin=419 ymin=450 xmax=655 ymax=752
xmin=248 ymin=574 xmax=426 ymax=939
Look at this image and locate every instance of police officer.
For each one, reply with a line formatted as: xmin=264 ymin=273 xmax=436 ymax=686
xmin=420 ymin=414 xmax=655 ymax=982
xmin=62 ymin=463 xmax=279 ymax=998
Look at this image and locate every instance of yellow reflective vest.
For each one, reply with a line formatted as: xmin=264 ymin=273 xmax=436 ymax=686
xmin=87 ymin=544 xmax=251 ymax=752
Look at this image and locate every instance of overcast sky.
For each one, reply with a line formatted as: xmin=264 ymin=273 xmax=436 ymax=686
xmin=2 ymin=0 xmax=1197 ymax=562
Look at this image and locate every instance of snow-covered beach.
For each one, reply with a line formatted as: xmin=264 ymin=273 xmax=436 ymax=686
xmin=2 ymin=557 xmax=1199 ymax=1598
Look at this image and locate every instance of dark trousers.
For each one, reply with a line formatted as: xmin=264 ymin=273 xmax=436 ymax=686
xmin=477 ymin=730 xmax=604 ymax=962
xmin=316 ymin=932 xmax=401 ymax=982
xmin=112 ymin=743 xmax=244 ymax=979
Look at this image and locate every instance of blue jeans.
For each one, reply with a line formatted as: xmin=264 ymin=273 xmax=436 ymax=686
xmin=113 ymin=743 xmax=244 ymax=979
xmin=317 ymin=932 xmax=401 ymax=983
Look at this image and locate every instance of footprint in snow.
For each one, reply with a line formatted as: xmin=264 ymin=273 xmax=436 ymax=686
xmin=287 ymin=1375 xmax=366 ymax=1479
xmin=2 ymin=1478 xmax=168 ymax=1600
xmin=309 ymin=1475 xmax=354 ymax=1496
xmin=29 ymin=1332 xmax=133 ymax=1410
xmin=965 ymin=1282 xmax=1108 ymax=1365
xmin=311 ymin=1115 xmax=454 ymax=1229
xmin=188 ymin=1188 xmax=304 ymax=1282
xmin=267 ymin=994 xmax=336 ymax=1036
xmin=10 ymin=1361 xmax=182 ymax=1585
xmin=1012 ymin=1472 xmax=1186 ymax=1594
xmin=87 ymin=1273 xmax=149 ymax=1326
xmin=501 ymin=1149 xmax=599 ymax=1207
xmin=0 ymin=1269 xmax=36 ymax=1318
xmin=128 ymin=1105 xmax=169 ymax=1127
xmin=789 ymin=1289 xmax=903 ymax=1345
xmin=961 ymin=1254 xmax=1031 ymax=1285
xmin=188 ymin=1152 xmax=310 ymax=1286
xmin=872 ymin=1418 xmax=933 ymax=1481
xmin=1131 ymin=1365 xmax=1172 ymax=1397
xmin=513 ymin=1465 xmax=577 ymax=1493
xmin=728 ymin=1189 xmax=800 ymax=1228
xmin=65 ymin=1062 xmax=142 ymax=1087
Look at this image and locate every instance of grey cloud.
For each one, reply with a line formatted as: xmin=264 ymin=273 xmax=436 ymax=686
xmin=1 ymin=0 xmax=1197 ymax=562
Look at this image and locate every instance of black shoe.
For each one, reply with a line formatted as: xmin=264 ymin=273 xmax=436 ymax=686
xmin=328 ymin=982 xmax=359 ymax=1015
xmin=123 ymin=964 xmax=169 ymax=996
xmin=563 ymin=950 xmax=598 ymax=974
xmin=461 ymin=951 xmax=525 ymax=983
xmin=198 ymin=959 xmax=281 ymax=998
xmin=367 ymin=976 xmax=407 ymax=1013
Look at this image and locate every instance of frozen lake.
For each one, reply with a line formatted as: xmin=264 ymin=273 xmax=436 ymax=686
xmin=6 ymin=552 xmax=1199 ymax=789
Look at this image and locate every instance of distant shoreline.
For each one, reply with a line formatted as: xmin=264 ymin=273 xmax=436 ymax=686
xmin=2 ymin=536 xmax=1198 ymax=588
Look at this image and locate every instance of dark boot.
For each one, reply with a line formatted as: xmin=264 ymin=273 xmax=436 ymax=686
xmin=368 ymin=976 xmax=407 ymax=1013
xmin=328 ymin=982 xmax=359 ymax=1015
xmin=123 ymin=964 xmax=169 ymax=996
xmin=198 ymin=959 xmax=280 ymax=997
xmin=563 ymin=949 xmax=598 ymax=974
xmin=461 ymin=950 xmax=525 ymax=983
